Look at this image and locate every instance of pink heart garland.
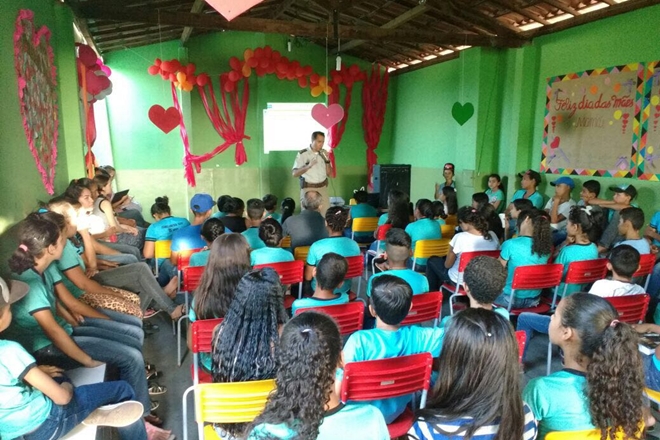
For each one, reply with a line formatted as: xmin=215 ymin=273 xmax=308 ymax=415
xmin=311 ymin=103 xmax=345 ymax=129
xmin=205 ymin=0 xmax=264 ymax=21
xmin=14 ymin=10 xmax=59 ymax=195
xmin=550 ymin=136 xmax=561 ymax=149
xmin=148 ymin=105 xmax=180 ymax=134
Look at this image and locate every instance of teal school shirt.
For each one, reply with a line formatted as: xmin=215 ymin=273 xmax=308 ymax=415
xmin=250 ymin=247 xmax=294 ymax=266
xmin=351 ymin=203 xmax=379 ymax=239
xmin=486 ymin=188 xmax=505 ymax=213
xmin=56 ymin=240 xmax=87 ymax=298
xmin=242 ymin=227 xmax=266 ymax=250
xmin=145 ymin=216 xmax=190 ymax=242
xmin=187 ymin=298 xmax=215 ymax=371
xmin=367 ymin=269 xmax=429 ymax=297
xmin=439 ymin=306 xmax=510 ymax=330
xmin=0 ymin=340 xmax=52 ymax=440
xmin=189 ymin=249 xmax=210 ymax=267
xmin=264 ymin=212 xmax=282 ymax=223
xmin=171 ymin=224 xmax=206 ymax=252
xmin=211 ymin=211 xmax=227 ymax=219
xmin=512 ymin=189 xmax=544 ymax=210
xmin=523 ymin=369 xmax=593 ymax=439
xmin=650 ymin=211 xmax=660 ymax=247
xmin=291 ymin=293 xmax=349 ymax=315
xmin=307 ymin=237 xmax=361 ymax=294
xmin=405 ymin=218 xmax=442 ymax=266
xmin=500 ymin=236 xmax=550 ymax=299
xmin=340 ymin=326 xmax=444 ymax=423
xmin=555 ymin=242 xmax=598 ymax=297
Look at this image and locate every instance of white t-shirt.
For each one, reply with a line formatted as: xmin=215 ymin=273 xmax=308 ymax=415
xmin=448 ymin=231 xmax=500 ymax=283
xmin=544 ymin=198 xmax=576 ymax=231
xmin=588 ymin=279 xmax=645 ymax=297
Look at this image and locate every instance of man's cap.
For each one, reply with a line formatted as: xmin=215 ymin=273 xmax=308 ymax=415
xmin=190 ymin=193 xmax=215 ymax=213
xmin=517 ymin=169 xmax=542 ymax=185
xmin=0 ymin=277 xmax=28 ymax=308
xmin=550 ymin=176 xmax=575 ymax=189
xmin=609 ymin=184 xmax=637 ymax=200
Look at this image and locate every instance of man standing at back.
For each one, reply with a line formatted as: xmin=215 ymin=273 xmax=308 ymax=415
xmin=292 ymin=131 xmax=332 ymax=216
xmin=283 ymin=191 xmax=328 ymax=250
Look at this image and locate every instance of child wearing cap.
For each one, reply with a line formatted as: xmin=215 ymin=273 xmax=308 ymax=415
xmin=545 ymin=176 xmax=577 ymax=245
xmin=434 ymin=163 xmax=456 ymax=200
xmin=587 ymin=184 xmax=637 ymax=254
xmin=169 ymin=193 xmax=215 ymax=274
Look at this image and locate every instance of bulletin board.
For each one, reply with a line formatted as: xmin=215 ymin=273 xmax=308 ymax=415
xmin=540 ymin=61 xmax=660 ymax=179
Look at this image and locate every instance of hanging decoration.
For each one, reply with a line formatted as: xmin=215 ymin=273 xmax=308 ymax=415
xmin=362 ymin=65 xmax=390 ymax=189
xmin=76 ymin=43 xmax=113 ymax=178
xmin=205 ymin=0 xmax=264 ymax=21
xmin=14 ymin=9 xmax=59 ymax=195
xmin=451 ymin=102 xmax=475 ymax=126
xmin=148 ymin=105 xmax=180 ymax=134
xmin=311 ymin=103 xmax=344 ymax=129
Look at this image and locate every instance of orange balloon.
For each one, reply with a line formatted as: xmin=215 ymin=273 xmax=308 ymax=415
xmin=242 ymin=63 xmax=252 ymax=78
xmin=318 ymin=76 xmax=327 ymax=87
xmin=311 ymin=86 xmax=323 ymax=97
xmin=244 ymin=48 xmax=254 ymax=60
xmin=176 ymin=72 xmax=187 ymax=83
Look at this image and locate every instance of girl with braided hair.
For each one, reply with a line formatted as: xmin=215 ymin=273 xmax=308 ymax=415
xmin=247 ymin=311 xmax=388 ymax=440
xmin=524 ymin=293 xmax=644 ymax=439
xmin=426 ymin=206 xmax=500 ymax=291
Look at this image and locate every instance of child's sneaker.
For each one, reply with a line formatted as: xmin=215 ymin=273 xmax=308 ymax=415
xmin=82 ymin=401 xmax=144 ymax=427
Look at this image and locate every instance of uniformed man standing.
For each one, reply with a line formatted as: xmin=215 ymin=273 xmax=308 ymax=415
xmin=292 ymin=131 xmax=332 ymax=216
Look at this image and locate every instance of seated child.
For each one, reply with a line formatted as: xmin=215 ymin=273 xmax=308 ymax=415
xmin=614 ymin=207 xmax=651 ymax=255
xmin=431 ymin=201 xmax=446 ymax=226
xmin=471 ymin=192 xmax=489 ymax=210
xmin=405 ymin=199 xmax=443 ymax=270
xmin=545 ymin=176 xmax=577 ymax=246
xmin=242 ymin=198 xmax=266 ymax=250
xmin=588 ymin=184 xmax=637 ymax=254
xmin=367 ymin=228 xmax=429 ymax=297
xmin=250 ymin=218 xmax=294 ymax=266
xmin=504 ymin=198 xmax=533 ymax=239
xmin=211 ymin=194 xmax=232 ymax=219
xmin=510 ymin=169 xmax=544 ymax=209
xmin=409 ymin=308 xmax=537 ymax=440
xmin=341 ymin=275 xmax=444 ymax=423
xmin=262 ymin=194 xmax=281 ymax=223
xmin=189 ymin=217 xmax=225 ymax=267
xmin=485 ymin=173 xmax=505 ymax=213
xmin=577 ymin=179 xmax=600 ymax=207
xmin=0 ymin=276 xmax=147 ymax=440
xmin=292 ymin=253 xmax=349 ymax=314
xmin=589 ymin=244 xmax=645 ymax=297
xmin=348 ymin=189 xmax=379 ymax=243
xmin=248 ymin=311 xmax=388 ymax=440
xmin=220 ymin=197 xmax=248 ymax=233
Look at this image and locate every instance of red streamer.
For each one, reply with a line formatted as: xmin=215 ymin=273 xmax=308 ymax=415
xmin=362 ymin=66 xmax=389 ymax=189
xmin=326 ymin=83 xmax=354 ymax=178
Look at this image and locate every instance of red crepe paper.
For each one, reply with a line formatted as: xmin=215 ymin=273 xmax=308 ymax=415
xmin=14 ymin=9 xmax=58 ymax=195
xmin=362 ymin=66 xmax=389 ymax=189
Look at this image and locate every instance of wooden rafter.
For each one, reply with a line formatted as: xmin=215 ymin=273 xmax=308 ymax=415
xmin=390 ymin=51 xmax=460 ymax=76
xmin=542 ymin=0 xmax=578 ymax=16
xmin=488 ymin=0 xmax=552 ymax=25
xmin=273 ymin=0 xmax=297 ymax=19
xmin=181 ymin=0 xmax=205 ymax=45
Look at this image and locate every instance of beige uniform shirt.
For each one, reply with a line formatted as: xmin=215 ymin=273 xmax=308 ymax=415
xmin=293 ymin=147 xmax=328 ymax=184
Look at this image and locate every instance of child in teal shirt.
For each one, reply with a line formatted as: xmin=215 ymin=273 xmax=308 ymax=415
xmin=189 ymin=217 xmax=225 ymax=267
xmin=262 ymin=194 xmax=282 ymax=223
xmin=250 ymin=219 xmax=294 ymax=266
xmin=348 ymin=189 xmax=379 ymax=242
xmin=292 ymin=253 xmax=349 ymax=314
xmin=485 ymin=173 xmax=505 ymax=213
xmin=405 ymin=199 xmax=442 ymax=269
xmin=241 ymin=198 xmax=266 ymax=251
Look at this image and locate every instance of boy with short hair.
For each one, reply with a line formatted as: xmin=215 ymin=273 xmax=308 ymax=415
xmin=242 ymin=199 xmax=266 ymax=250
xmin=545 ymin=177 xmax=576 ymax=244
xmin=615 ymin=207 xmax=651 ymax=255
xmin=589 ymin=244 xmax=645 ymax=297
xmin=578 ymin=180 xmax=600 ymax=206
xmin=261 ymin=194 xmax=281 ymax=223
xmin=341 ymin=275 xmax=444 ymax=423
xmin=291 ymin=253 xmax=348 ymax=314
xmin=588 ymin=184 xmax=637 ymax=253
xmin=367 ymin=228 xmax=429 ymax=297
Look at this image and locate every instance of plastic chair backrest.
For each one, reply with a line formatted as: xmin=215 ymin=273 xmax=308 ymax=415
xmin=182 ymin=266 xmax=205 ymax=293
xmin=376 ymin=224 xmax=392 ymax=241
xmin=400 ymin=291 xmax=443 ymax=327
xmin=544 ymin=427 xmax=643 ymax=440
xmin=515 ymin=330 xmax=526 ymax=365
xmin=633 ymin=253 xmax=655 ymax=278
xmin=440 ymin=224 xmax=455 ymax=238
xmin=511 ymin=264 xmax=564 ymax=290
xmin=445 ymin=215 xmax=457 ymax=226
xmin=194 ymin=379 xmax=276 ymax=424
xmin=177 ymin=248 xmax=204 ymax=271
xmin=340 ymin=352 xmax=433 ymax=405
xmin=604 ymin=294 xmax=650 ymax=324
xmin=191 ymin=318 xmax=224 ymax=355
xmin=344 ymin=255 xmax=364 ymax=279
xmin=294 ymin=302 xmax=365 ymax=336
xmin=280 ymin=236 xmax=291 ymax=249
xmin=254 ymin=260 xmax=304 ymax=285
xmin=352 ymin=217 xmax=379 ymax=234
xmin=457 ymin=250 xmax=501 ymax=272
xmin=349 ymin=198 xmax=357 ymax=205
xmin=154 ymin=240 xmax=172 ymax=260
xmin=293 ymin=246 xmax=310 ymax=262
xmin=413 ymin=238 xmax=450 ymax=260
xmin=564 ymin=259 xmax=609 ymax=285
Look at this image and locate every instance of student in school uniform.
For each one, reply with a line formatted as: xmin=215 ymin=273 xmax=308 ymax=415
xmin=504 ymin=199 xmax=533 ymax=240
xmin=587 ymin=184 xmax=637 ymax=254
xmin=613 ymin=207 xmax=651 ymax=255
xmin=241 ymin=199 xmax=267 ymax=251
xmin=170 ymin=193 xmax=215 ymax=270
xmin=292 ymin=253 xmax=349 ymax=315
xmin=347 ymin=189 xmax=379 ymax=243
xmin=211 ymin=194 xmax=232 ymax=219
xmin=485 ymin=173 xmax=505 ymax=213
xmin=219 ymin=197 xmax=248 ymax=233
xmin=189 ymin=217 xmax=225 ymax=267
xmin=545 ymin=176 xmax=577 ymax=246
xmin=262 ymin=194 xmax=282 ymax=223
xmin=405 ymin=199 xmax=443 ymax=270
xmin=249 ymin=219 xmax=295 ymax=266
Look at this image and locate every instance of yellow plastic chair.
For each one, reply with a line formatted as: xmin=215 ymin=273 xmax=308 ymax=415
xmin=544 ymin=426 xmax=644 ymax=439
xmin=182 ymin=379 xmax=276 ymax=440
xmin=440 ymin=224 xmax=455 ymax=239
xmin=351 ymin=217 xmax=379 ymax=241
xmin=294 ymin=246 xmax=310 ymax=262
xmin=444 ymin=215 xmax=457 ymax=226
xmin=647 ymin=387 xmax=660 ymax=405
xmin=412 ymin=238 xmax=450 ymax=269
xmin=349 ymin=198 xmax=357 ymax=205
xmin=280 ymin=236 xmax=291 ymax=249
xmin=153 ymin=240 xmax=172 ymax=277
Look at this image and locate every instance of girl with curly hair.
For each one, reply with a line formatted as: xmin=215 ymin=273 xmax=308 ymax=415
xmin=496 ymin=209 xmax=552 ymax=309
xmin=410 ymin=308 xmax=537 ymax=440
xmin=426 ymin=206 xmax=500 ymax=291
xmin=524 ymin=293 xmax=644 ymax=439
xmin=248 ymin=311 xmax=389 ymax=440
xmin=211 ymin=268 xmax=288 ymax=439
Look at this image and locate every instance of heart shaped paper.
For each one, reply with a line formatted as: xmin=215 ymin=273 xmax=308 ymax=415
xmin=451 ymin=102 xmax=474 ymax=126
xmin=205 ymin=0 xmax=264 ymax=21
xmin=550 ymin=136 xmax=561 ymax=149
xmin=14 ymin=10 xmax=59 ymax=194
xmin=311 ymin=103 xmax=344 ymax=129
xmin=149 ymin=105 xmax=180 ymax=134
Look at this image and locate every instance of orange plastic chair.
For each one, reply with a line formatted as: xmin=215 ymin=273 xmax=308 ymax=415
xmin=190 ymin=318 xmax=224 ymax=385
xmin=182 ymin=379 xmax=275 ymax=440
xmin=412 ymin=238 xmax=451 ymax=270
xmin=605 ymin=294 xmax=650 ymax=324
xmin=177 ymin=265 xmax=206 ymax=365
xmin=294 ymin=301 xmax=365 ymax=336
xmin=400 ymin=291 xmax=443 ymax=327
xmin=280 ymin=236 xmax=291 ymax=249
xmin=344 ymin=255 xmax=364 ymax=300
xmin=440 ymin=224 xmax=455 ymax=239
xmin=340 ymin=352 xmax=433 ymax=438
xmin=293 ymin=246 xmax=310 ymax=262
xmin=633 ymin=253 xmax=655 ymax=291
xmin=546 ymin=258 xmax=609 ymax=309
xmin=254 ymin=260 xmax=304 ymax=298
xmin=500 ymin=263 xmax=564 ymax=315
xmin=441 ymin=250 xmax=501 ymax=315
xmin=515 ymin=330 xmax=526 ymax=365
xmin=366 ymin=224 xmax=393 ymax=278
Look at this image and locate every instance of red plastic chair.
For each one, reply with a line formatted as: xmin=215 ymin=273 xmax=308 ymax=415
xmin=441 ymin=250 xmax=501 ymax=315
xmin=365 ymin=224 xmax=393 ymax=278
xmin=500 ymin=263 xmax=564 ymax=316
xmin=177 ymin=265 xmax=206 ymax=365
xmin=294 ymin=302 xmax=365 ymax=336
xmin=190 ymin=318 xmax=224 ymax=385
xmin=605 ymin=294 xmax=650 ymax=324
xmin=515 ymin=330 xmax=526 ymax=365
xmin=340 ymin=352 xmax=433 ymax=438
xmin=344 ymin=255 xmax=364 ymax=301
xmin=633 ymin=253 xmax=656 ymax=291
xmin=400 ymin=291 xmax=443 ymax=327
xmin=254 ymin=260 xmax=304 ymax=300
xmin=547 ymin=258 xmax=609 ymax=309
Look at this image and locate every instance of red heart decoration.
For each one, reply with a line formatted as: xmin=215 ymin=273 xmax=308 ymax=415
xmin=148 ymin=105 xmax=180 ymax=134
xmin=655 ymin=112 xmax=660 ymax=118
xmin=622 ymin=113 xmax=629 ymax=120
xmin=550 ymin=137 xmax=561 ymax=149
xmin=311 ymin=103 xmax=345 ymax=129
xmin=14 ymin=10 xmax=59 ymax=195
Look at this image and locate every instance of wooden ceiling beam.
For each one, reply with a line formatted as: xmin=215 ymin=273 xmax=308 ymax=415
xmin=181 ymin=0 xmax=206 ymax=45
xmin=390 ymin=51 xmax=460 ymax=76
xmin=488 ymin=0 xmax=552 ymax=25
xmin=92 ymin=23 xmax=152 ymax=37
xmin=273 ymin=0 xmax=297 ymax=19
xmin=67 ymin=1 xmax=103 ymax=55
xmin=97 ymin=29 xmax=182 ymax=45
xmin=443 ymin=0 xmax=523 ymax=35
xmin=75 ymin=3 xmax=526 ymax=47
xmin=542 ymin=0 xmax=578 ymax=15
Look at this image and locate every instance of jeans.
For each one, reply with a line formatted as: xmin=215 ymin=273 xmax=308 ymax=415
xmin=33 ymin=336 xmax=149 ymax=415
xmin=426 ymin=256 xmax=449 ymax=291
xmin=647 ymin=262 xmax=660 ymax=323
xmin=101 ymin=242 xmax=142 ymax=260
xmin=93 ymin=262 xmax=176 ymax=314
xmin=494 ymin=292 xmax=540 ymax=310
xmin=156 ymin=259 xmax=177 ymax=287
xmin=118 ymin=209 xmax=150 ymax=228
xmin=516 ymin=313 xmax=551 ymax=361
xmin=23 ymin=380 xmax=147 ymax=440
xmin=552 ymin=229 xmax=567 ymax=247
xmin=81 ymin=310 xmax=144 ymax=349
xmin=97 ymin=252 xmax=139 ymax=266
xmin=643 ymin=353 xmax=660 ymax=392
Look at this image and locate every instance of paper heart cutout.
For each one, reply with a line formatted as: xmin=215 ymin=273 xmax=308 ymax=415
xmin=148 ymin=105 xmax=180 ymax=134
xmin=451 ymin=102 xmax=474 ymax=126
xmin=14 ymin=10 xmax=59 ymax=195
xmin=654 ymin=112 xmax=660 ymax=118
xmin=311 ymin=103 xmax=344 ymax=129
xmin=550 ymin=136 xmax=561 ymax=149
xmin=205 ymin=0 xmax=264 ymax=21
xmin=622 ymin=113 xmax=630 ymax=120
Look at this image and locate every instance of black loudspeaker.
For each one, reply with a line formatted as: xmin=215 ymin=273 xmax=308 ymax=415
xmin=372 ymin=164 xmax=411 ymax=208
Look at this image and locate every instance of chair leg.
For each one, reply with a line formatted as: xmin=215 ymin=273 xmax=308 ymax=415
xmin=177 ymin=315 xmax=189 ymax=367
xmin=546 ymin=340 xmax=553 ymax=376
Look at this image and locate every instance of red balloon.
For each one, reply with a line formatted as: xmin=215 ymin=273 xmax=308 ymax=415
xmin=286 ymin=70 xmax=296 ymax=80
xmin=303 ymin=65 xmax=313 ymax=76
xmin=272 ymin=50 xmax=281 ymax=61
xmin=295 ymin=66 xmax=304 ymax=77
xmin=154 ymin=58 xmax=162 ymax=66
xmin=263 ymin=45 xmax=273 ymax=57
xmin=147 ymin=65 xmax=160 ymax=75
xmin=170 ymin=59 xmax=181 ymax=72
xmin=160 ymin=72 xmax=169 ymax=80
xmin=229 ymin=56 xmax=242 ymax=71
xmin=344 ymin=77 xmax=354 ymax=88
xmin=259 ymin=58 xmax=270 ymax=69
xmin=276 ymin=62 xmax=289 ymax=74
xmin=78 ymin=44 xmax=97 ymax=67
xmin=196 ymin=74 xmax=209 ymax=86
xmin=349 ymin=64 xmax=360 ymax=76
xmin=168 ymin=73 xmax=177 ymax=82
xmin=330 ymin=70 xmax=342 ymax=84
xmin=160 ymin=61 xmax=173 ymax=72
xmin=276 ymin=71 xmax=287 ymax=80
xmin=247 ymin=57 xmax=259 ymax=68
xmin=297 ymin=77 xmax=308 ymax=88
xmin=223 ymin=81 xmax=235 ymax=93
xmin=228 ymin=71 xmax=240 ymax=82
xmin=255 ymin=66 xmax=266 ymax=77
xmin=310 ymin=73 xmax=320 ymax=84
xmin=186 ymin=63 xmax=196 ymax=75
xmin=254 ymin=47 xmax=264 ymax=58
xmin=266 ymin=63 xmax=276 ymax=74
xmin=188 ymin=74 xmax=196 ymax=85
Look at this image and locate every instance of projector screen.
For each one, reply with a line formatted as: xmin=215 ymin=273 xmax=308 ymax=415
xmin=263 ymin=103 xmax=326 ymax=154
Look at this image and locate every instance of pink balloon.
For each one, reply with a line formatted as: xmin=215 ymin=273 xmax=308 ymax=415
xmin=78 ymin=44 xmax=97 ymax=67
xmin=100 ymin=65 xmax=111 ymax=76
xmin=148 ymin=65 xmax=160 ymax=75
xmin=196 ymin=74 xmax=209 ymax=86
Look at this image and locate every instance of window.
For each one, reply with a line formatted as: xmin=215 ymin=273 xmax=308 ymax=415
xmin=263 ymin=103 xmax=326 ymax=154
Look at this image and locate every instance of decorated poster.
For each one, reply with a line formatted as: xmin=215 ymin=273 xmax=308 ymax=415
xmin=541 ymin=63 xmax=645 ymax=177
xmin=638 ymin=61 xmax=660 ymax=180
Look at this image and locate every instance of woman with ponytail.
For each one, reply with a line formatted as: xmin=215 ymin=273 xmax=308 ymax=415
xmin=426 ymin=206 xmax=500 ymax=291
xmin=247 ymin=311 xmax=388 ymax=440
xmin=496 ymin=209 xmax=552 ymax=309
xmin=524 ymin=293 xmax=644 ymax=439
